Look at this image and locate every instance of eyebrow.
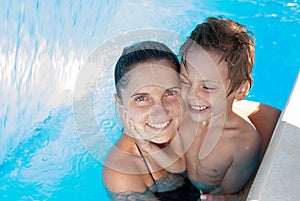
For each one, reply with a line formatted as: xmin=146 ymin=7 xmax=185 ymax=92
xmin=130 ymin=87 xmax=181 ymax=98
xmin=130 ymin=92 xmax=149 ymax=98
xmin=180 ymin=74 xmax=221 ymax=84
xmin=179 ymin=74 xmax=188 ymax=80
xmin=181 ymin=58 xmax=191 ymax=74
xmin=167 ymin=86 xmax=181 ymax=90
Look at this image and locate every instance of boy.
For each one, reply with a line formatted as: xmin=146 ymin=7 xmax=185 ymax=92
xmin=179 ymin=17 xmax=262 ymax=199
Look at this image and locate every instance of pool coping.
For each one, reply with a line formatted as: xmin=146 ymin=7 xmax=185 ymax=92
xmin=246 ymin=71 xmax=300 ymax=201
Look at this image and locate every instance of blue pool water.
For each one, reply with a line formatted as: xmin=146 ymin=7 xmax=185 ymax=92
xmin=1 ymin=0 xmax=299 ymax=200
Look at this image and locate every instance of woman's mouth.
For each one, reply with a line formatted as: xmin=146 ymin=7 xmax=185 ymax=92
xmin=147 ymin=120 xmax=171 ymax=130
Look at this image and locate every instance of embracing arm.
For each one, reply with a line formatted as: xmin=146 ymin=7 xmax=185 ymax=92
xmin=200 ymin=136 xmax=261 ymax=201
xmin=246 ymin=102 xmax=280 ymax=156
xmin=139 ymin=133 xmax=186 ymax=173
xmin=106 ymin=189 xmax=159 ymax=201
xmin=233 ymin=100 xmax=281 ymax=156
xmin=102 ymin=166 xmax=159 ymax=201
xmin=222 ymin=131 xmax=262 ymax=194
xmin=199 ymin=145 xmax=260 ymax=201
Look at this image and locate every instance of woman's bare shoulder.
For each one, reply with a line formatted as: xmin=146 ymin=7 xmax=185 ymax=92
xmin=102 ymin=164 xmax=146 ymax=193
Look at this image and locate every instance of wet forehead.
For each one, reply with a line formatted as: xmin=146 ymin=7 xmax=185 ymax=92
xmin=123 ymin=61 xmax=180 ymax=96
xmin=183 ymin=44 xmax=228 ymax=82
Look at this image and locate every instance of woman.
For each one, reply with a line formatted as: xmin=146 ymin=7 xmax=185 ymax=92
xmin=102 ymin=41 xmax=199 ymax=200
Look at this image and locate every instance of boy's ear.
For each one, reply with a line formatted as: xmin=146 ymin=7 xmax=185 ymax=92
xmin=235 ymin=81 xmax=250 ymax=101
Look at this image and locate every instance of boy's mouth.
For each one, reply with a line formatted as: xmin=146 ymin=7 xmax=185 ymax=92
xmin=189 ymin=104 xmax=209 ymax=113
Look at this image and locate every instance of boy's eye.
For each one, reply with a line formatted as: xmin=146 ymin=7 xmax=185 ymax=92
xmin=203 ymin=86 xmax=216 ymax=90
xmin=181 ymin=79 xmax=190 ymax=85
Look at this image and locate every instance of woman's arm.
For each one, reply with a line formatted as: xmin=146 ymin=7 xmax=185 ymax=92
xmin=245 ymin=102 xmax=281 ymax=156
xmin=106 ymin=189 xmax=159 ymax=201
xmin=102 ymin=165 xmax=159 ymax=201
xmin=138 ymin=129 xmax=186 ymax=173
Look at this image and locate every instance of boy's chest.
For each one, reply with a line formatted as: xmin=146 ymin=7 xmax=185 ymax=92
xmin=186 ymin=143 xmax=233 ymax=179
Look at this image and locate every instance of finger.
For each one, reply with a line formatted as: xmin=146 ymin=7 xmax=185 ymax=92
xmin=200 ymin=194 xmax=208 ymax=200
xmin=201 ymin=194 xmax=226 ymax=201
xmin=129 ymin=119 xmax=139 ymax=137
xmin=126 ymin=114 xmax=144 ymax=139
xmin=122 ymin=110 xmax=136 ymax=137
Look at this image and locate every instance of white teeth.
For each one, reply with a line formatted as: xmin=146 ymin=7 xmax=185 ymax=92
xmin=190 ymin=105 xmax=208 ymax=111
xmin=148 ymin=121 xmax=170 ymax=129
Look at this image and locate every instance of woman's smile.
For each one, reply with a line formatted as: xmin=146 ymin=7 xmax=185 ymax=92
xmin=147 ymin=120 xmax=171 ymax=131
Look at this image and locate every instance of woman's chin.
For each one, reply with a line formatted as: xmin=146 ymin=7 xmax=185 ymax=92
xmin=150 ymin=135 xmax=172 ymax=147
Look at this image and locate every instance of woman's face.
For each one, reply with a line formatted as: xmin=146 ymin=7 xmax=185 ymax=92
xmin=120 ymin=59 xmax=184 ymax=144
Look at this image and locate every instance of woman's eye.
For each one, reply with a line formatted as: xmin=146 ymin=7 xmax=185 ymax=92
xmin=134 ymin=96 xmax=147 ymax=102
xmin=165 ymin=90 xmax=178 ymax=96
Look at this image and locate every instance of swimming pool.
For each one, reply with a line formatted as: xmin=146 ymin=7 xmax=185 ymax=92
xmin=1 ymin=0 xmax=299 ymax=200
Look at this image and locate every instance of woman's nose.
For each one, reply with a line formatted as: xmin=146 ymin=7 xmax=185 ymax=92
xmin=149 ymin=104 xmax=168 ymax=122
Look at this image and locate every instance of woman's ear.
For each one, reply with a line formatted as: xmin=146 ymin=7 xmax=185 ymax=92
xmin=114 ymin=94 xmax=128 ymax=132
xmin=235 ymin=81 xmax=250 ymax=101
xmin=114 ymin=94 xmax=124 ymax=110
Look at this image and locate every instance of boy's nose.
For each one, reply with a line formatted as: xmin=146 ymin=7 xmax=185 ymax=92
xmin=187 ymin=86 xmax=202 ymax=101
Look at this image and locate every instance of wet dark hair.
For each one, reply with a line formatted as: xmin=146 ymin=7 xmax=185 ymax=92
xmin=180 ymin=16 xmax=255 ymax=95
xmin=114 ymin=41 xmax=180 ymax=101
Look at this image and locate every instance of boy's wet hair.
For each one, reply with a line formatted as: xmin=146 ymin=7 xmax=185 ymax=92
xmin=180 ymin=16 xmax=255 ymax=95
xmin=114 ymin=41 xmax=180 ymax=101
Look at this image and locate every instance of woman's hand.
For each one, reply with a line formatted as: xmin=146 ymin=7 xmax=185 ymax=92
xmin=122 ymin=109 xmax=186 ymax=173
xmin=199 ymin=191 xmax=245 ymax=201
xmin=122 ymin=109 xmax=152 ymax=149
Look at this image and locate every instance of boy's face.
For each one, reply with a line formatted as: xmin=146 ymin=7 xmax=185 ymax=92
xmin=180 ymin=45 xmax=234 ymax=123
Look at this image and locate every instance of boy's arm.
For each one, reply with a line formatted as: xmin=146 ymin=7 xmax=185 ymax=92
xmin=217 ymin=133 xmax=261 ymax=195
xmin=200 ymin=176 xmax=252 ymax=201
xmin=221 ymin=135 xmax=261 ymax=194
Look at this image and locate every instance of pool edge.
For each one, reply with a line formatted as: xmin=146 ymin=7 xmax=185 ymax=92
xmin=247 ymin=71 xmax=300 ymax=201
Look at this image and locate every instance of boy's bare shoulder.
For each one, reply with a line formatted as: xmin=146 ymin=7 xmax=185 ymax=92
xmin=225 ymin=113 xmax=261 ymax=152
